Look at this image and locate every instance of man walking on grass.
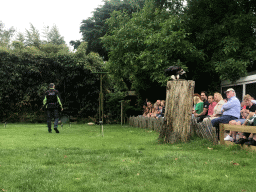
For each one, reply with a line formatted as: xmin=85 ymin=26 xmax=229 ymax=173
xmin=43 ymin=83 xmax=63 ymax=133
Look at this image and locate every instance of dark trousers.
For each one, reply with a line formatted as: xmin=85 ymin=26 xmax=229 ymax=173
xmin=211 ymin=115 xmax=238 ymax=139
xmin=197 ymin=115 xmax=208 ymax=123
xmin=47 ymin=109 xmax=59 ymax=131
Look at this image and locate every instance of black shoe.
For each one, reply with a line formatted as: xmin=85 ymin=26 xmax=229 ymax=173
xmin=54 ymin=128 xmax=59 ymax=133
xmin=245 ymin=138 xmax=256 ymax=146
xmin=48 ymin=129 xmax=52 ymax=133
xmin=235 ymin=138 xmax=247 ymax=144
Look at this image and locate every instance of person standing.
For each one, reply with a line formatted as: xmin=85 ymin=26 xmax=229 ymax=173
xmin=43 ymin=83 xmax=63 ymax=133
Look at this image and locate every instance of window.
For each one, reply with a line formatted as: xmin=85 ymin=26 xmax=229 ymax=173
xmin=222 ymin=85 xmax=243 ymax=101
xmin=246 ymin=82 xmax=256 ymax=99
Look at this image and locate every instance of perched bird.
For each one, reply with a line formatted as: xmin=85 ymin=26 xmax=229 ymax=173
xmin=164 ymin=66 xmax=186 ymax=80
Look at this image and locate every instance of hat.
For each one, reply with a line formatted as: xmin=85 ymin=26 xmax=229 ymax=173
xmin=224 ymin=88 xmax=235 ymax=93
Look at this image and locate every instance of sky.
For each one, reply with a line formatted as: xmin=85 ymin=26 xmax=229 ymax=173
xmin=1 ymin=0 xmax=105 ymax=49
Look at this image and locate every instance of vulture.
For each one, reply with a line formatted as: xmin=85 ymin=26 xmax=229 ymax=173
xmin=164 ymin=66 xmax=186 ymax=80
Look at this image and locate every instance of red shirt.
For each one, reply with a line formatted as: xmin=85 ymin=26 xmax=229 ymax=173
xmin=208 ymin=102 xmax=217 ymax=116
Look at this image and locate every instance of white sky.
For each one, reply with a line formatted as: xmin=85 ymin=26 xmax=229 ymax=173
xmin=0 ymin=0 xmax=105 ymax=49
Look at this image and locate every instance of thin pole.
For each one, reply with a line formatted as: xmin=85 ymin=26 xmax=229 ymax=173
xmin=121 ymin=100 xmax=123 ymax=126
xmin=92 ymin=71 xmax=108 ymax=137
xmin=100 ymin=74 xmax=104 ymax=137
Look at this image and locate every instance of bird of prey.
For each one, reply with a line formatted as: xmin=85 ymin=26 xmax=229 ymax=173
xmin=164 ymin=66 xmax=186 ymax=80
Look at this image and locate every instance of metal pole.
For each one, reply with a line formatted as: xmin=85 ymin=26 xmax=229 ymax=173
xmin=121 ymin=100 xmax=123 ymax=126
xmin=100 ymin=74 xmax=104 ymax=137
xmin=92 ymin=72 xmax=108 ymax=137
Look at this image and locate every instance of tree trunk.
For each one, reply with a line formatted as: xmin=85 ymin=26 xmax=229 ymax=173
xmin=160 ymin=80 xmax=195 ymax=143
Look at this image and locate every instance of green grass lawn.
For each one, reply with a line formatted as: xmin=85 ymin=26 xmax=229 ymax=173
xmin=0 ymin=123 xmax=256 ymax=192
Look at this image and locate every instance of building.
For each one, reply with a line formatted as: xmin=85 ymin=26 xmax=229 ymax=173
xmin=221 ymin=71 xmax=256 ymax=101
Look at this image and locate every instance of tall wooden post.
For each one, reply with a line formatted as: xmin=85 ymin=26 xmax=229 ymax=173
xmin=160 ymin=80 xmax=195 ymax=143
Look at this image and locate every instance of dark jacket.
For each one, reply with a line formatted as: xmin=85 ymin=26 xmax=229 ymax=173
xmin=43 ymin=88 xmax=63 ymax=109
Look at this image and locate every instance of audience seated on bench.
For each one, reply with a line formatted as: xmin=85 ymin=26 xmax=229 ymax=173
xmin=225 ymin=94 xmax=256 ymax=144
xmin=142 ymin=99 xmax=165 ymax=119
xmin=203 ymin=92 xmax=225 ymax=122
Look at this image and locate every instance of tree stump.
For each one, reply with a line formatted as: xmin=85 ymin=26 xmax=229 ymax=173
xmin=159 ymin=80 xmax=195 ymax=143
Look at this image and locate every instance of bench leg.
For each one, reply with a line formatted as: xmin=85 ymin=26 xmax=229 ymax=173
xmin=219 ymin=123 xmax=225 ymax=145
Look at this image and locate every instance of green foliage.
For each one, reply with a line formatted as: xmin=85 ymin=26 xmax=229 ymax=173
xmin=79 ymin=0 xmax=145 ymax=60
xmin=184 ymin=0 xmax=256 ymax=84
xmin=39 ymin=43 xmax=69 ymax=55
xmin=0 ymin=48 xmax=104 ymax=122
xmin=102 ymin=0 xmax=203 ymax=93
xmin=25 ymin=23 xmax=41 ymax=48
xmin=0 ymin=21 xmax=15 ymax=48
xmin=43 ymin=24 xmax=65 ymax=45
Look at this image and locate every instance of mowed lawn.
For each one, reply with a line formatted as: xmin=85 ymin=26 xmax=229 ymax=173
xmin=0 ymin=123 xmax=256 ymax=192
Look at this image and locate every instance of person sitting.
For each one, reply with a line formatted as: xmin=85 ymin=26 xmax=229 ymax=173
xmin=244 ymin=113 xmax=256 ymax=146
xmin=194 ymin=91 xmax=210 ymax=122
xmin=193 ymin=93 xmax=201 ymax=108
xmin=203 ymin=92 xmax=225 ymax=122
xmin=192 ymin=96 xmax=204 ymax=121
xmin=225 ymin=105 xmax=249 ymax=142
xmin=156 ymin=100 xmax=165 ymax=119
xmin=142 ymin=98 xmax=148 ymax=115
xmin=225 ymin=94 xmax=256 ymax=142
xmin=146 ymin=101 xmax=154 ymax=117
xmin=211 ymin=88 xmax=240 ymax=140
xmin=234 ymin=113 xmax=256 ymax=145
xmin=155 ymin=100 xmax=162 ymax=117
xmin=143 ymin=106 xmax=149 ymax=117
xmin=207 ymin=95 xmax=217 ymax=116
xmin=151 ymin=103 xmax=159 ymax=118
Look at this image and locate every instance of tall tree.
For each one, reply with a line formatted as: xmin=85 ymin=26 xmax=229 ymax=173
xmin=43 ymin=24 xmax=65 ymax=45
xmin=25 ymin=23 xmax=41 ymax=48
xmin=15 ymin=32 xmax=25 ymax=44
xmin=0 ymin=21 xmax=15 ymax=48
xmin=184 ymin=0 xmax=256 ymax=84
xmin=102 ymin=0 xmax=203 ymax=96
xmin=79 ymin=0 xmax=145 ymax=60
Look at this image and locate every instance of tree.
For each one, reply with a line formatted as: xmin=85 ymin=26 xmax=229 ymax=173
xmin=15 ymin=32 xmax=25 ymax=44
xmin=79 ymin=0 xmax=145 ymax=60
xmin=25 ymin=23 xmax=41 ymax=48
xmin=0 ymin=48 xmax=104 ymax=122
xmin=184 ymin=0 xmax=256 ymax=84
xmin=43 ymin=24 xmax=65 ymax=45
xmin=70 ymin=40 xmax=81 ymax=50
xmin=0 ymin=21 xmax=15 ymax=48
xmin=102 ymin=0 xmax=203 ymax=95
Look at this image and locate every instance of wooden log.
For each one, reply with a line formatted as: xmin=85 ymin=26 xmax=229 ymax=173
xmin=163 ymin=80 xmax=195 ymax=143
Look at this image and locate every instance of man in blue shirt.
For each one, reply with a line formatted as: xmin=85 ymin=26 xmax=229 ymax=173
xmin=211 ymin=88 xmax=241 ymax=139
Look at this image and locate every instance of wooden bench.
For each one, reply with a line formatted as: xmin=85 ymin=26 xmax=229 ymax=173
xmin=219 ymin=123 xmax=256 ymax=151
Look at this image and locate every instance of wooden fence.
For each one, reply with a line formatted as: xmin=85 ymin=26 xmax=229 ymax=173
xmin=129 ymin=116 xmax=164 ymax=132
xmin=129 ymin=116 xmax=218 ymax=144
